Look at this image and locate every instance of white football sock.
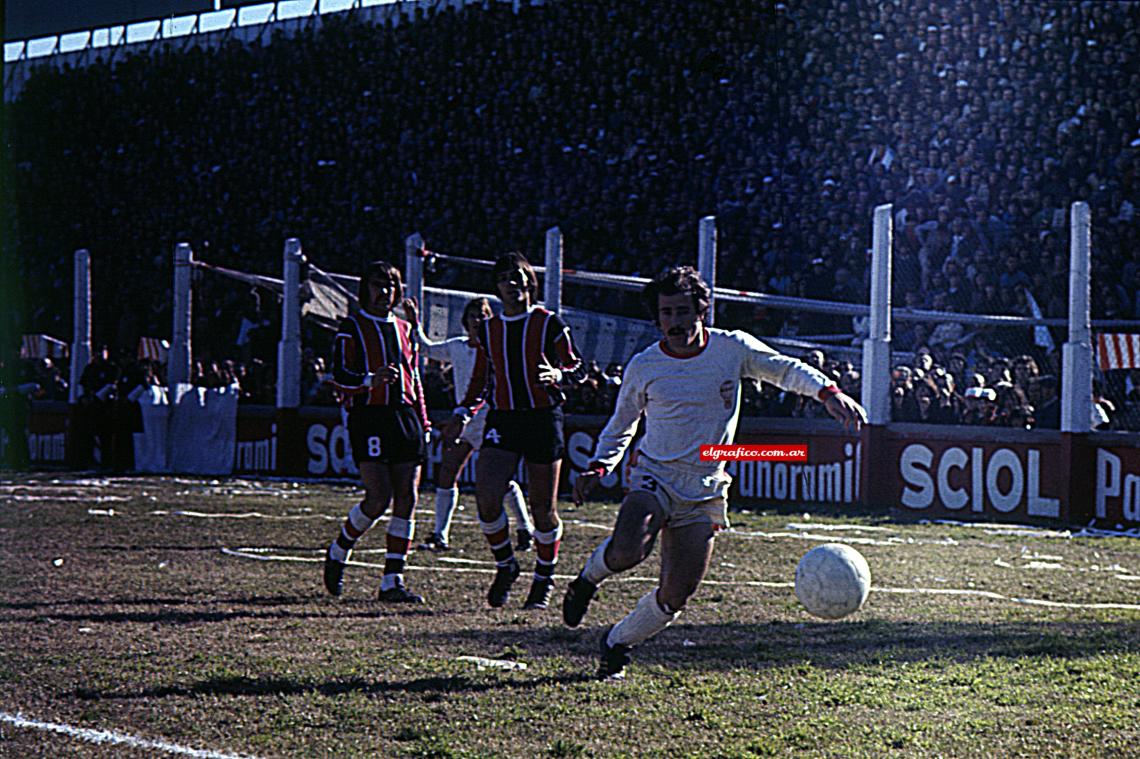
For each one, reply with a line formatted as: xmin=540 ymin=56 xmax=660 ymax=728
xmin=502 ymin=480 xmax=533 ymax=533
xmin=434 ymin=487 xmax=459 ymax=541
xmin=346 ymin=501 xmax=378 ymax=531
xmin=329 ymin=502 xmax=376 ymax=561
xmin=388 ymin=515 xmax=413 ymax=542
xmin=608 ymin=587 xmax=680 ymax=648
xmin=478 ymin=510 xmax=508 ymax=536
xmin=327 ymin=542 xmax=349 ymax=562
xmin=380 ymin=516 xmax=414 ymax=591
xmin=581 ymin=536 xmax=616 ymax=586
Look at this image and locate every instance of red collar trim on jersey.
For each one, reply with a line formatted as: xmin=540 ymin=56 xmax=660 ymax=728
xmin=658 ymin=328 xmax=709 ymax=359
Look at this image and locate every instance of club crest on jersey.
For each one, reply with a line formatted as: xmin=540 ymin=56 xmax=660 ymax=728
xmin=719 ymin=380 xmax=735 ymax=409
xmin=485 ymin=428 xmax=501 ymax=444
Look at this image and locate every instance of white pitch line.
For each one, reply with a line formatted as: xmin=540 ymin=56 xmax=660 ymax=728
xmin=871 ymin=585 xmax=1140 ymax=611
xmin=163 ymin=509 xmax=615 ymax=532
xmin=784 ymin=522 xmax=896 ymax=533
xmin=163 ymin=510 xmax=338 ymax=521
xmin=0 ymin=711 xmax=260 ymax=759
xmin=218 ymin=547 xmax=1140 ymax=609
xmin=730 ymin=530 xmax=911 ymax=547
xmin=220 ymin=547 xmax=645 ymax=582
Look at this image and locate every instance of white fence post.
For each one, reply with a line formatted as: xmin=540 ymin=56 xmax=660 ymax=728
xmin=405 ymin=231 xmax=425 ymax=320
xmin=276 ymin=238 xmax=303 ymax=408
xmin=168 ymin=243 xmax=193 ymax=388
xmin=861 ymin=204 xmax=893 ymax=425
xmin=698 ymin=216 xmax=717 ymax=325
xmin=544 ymin=226 xmax=563 ymax=315
xmin=69 ymin=249 xmax=91 ymax=404
xmin=1062 ymin=201 xmax=1092 ymax=433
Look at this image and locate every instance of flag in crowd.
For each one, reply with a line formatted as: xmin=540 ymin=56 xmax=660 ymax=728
xmin=20 ymin=334 xmax=68 ymax=360
xmin=1097 ymin=333 xmax=1140 ymax=371
xmin=137 ymin=337 xmax=170 ymax=362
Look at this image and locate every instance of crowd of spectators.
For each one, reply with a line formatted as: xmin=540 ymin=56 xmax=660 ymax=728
xmin=418 ymin=355 xmax=623 ymax=416
xmin=775 ymin=342 xmax=1138 ymax=430
xmin=7 ymin=0 xmax=1139 ymax=425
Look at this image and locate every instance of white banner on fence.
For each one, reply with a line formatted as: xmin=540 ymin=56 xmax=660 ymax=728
xmin=168 ymin=383 xmax=240 ymax=475
xmin=132 ymin=384 xmax=240 ymax=474
xmin=134 ymin=385 xmax=170 ymax=472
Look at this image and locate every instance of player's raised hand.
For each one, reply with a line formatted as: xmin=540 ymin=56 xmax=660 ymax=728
xmin=402 ymin=297 xmax=420 ymax=328
xmin=573 ymin=467 xmax=603 ymax=506
xmin=824 ymin=391 xmax=868 ymax=432
xmin=535 ymin=361 xmax=562 ymax=386
xmin=372 ymin=365 xmax=399 ymax=386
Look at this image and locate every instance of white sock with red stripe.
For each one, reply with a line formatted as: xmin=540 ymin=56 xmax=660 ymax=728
xmin=479 ymin=510 xmax=515 ymax=566
xmin=532 ymin=519 xmax=563 ymax=583
xmin=380 ymin=516 xmax=414 ymax=591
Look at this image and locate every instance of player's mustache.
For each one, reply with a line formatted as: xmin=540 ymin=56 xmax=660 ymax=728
xmin=667 ymin=327 xmax=687 ymax=336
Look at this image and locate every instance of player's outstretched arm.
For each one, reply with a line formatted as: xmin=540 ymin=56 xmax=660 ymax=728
xmin=823 ymin=391 xmax=868 ymax=432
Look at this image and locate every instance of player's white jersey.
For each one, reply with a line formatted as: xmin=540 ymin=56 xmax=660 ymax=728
xmin=416 ymin=328 xmax=479 ymax=406
xmin=592 ymin=328 xmax=833 ymax=476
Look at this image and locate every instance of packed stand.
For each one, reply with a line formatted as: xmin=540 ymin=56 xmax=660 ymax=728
xmin=7 ymin=0 xmax=1138 ymax=425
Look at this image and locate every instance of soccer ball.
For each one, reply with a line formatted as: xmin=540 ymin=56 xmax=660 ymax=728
xmin=794 ymin=543 xmax=871 ymax=620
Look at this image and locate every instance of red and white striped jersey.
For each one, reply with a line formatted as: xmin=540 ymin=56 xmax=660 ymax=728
xmin=330 ymin=311 xmax=428 ymax=426
xmin=458 ymin=306 xmax=581 ymax=413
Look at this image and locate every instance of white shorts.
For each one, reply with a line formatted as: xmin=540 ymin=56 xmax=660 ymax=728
xmin=628 ymin=455 xmax=731 ymax=529
xmin=460 ymin=405 xmax=489 ymax=450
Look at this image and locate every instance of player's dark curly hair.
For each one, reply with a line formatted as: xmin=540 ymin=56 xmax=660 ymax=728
xmin=642 ymin=266 xmax=711 ymax=324
xmin=491 ymin=252 xmax=539 ymax=302
xmin=358 ymin=260 xmax=403 ymax=305
xmin=462 ymin=297 xmax=492 ymax=325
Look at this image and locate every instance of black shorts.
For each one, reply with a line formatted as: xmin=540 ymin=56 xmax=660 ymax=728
xmin=347 ymin=404 xmax=426 ymax=466
xmin=482 ymin=407 xmax=565 ymax=464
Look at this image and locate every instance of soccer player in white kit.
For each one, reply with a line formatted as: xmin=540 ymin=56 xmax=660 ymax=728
xmin=403 ymin=296 xmax=535 ymax=552
xmin=565 ymin=266 xmax=867 ymax=679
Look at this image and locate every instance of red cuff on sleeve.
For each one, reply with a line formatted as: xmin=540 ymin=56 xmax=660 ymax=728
xmin=817 ymin=385 xmax=841 ymax=401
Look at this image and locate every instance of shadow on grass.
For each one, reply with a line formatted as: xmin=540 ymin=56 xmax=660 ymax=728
xmin=54 ymin=619 xmax=1140 ymax=702
xmin=1 ymin=594 xmax=439 ymax=624
xmin=72 ymin=671 xmax=595 ymax=702
xmin=3 ymin=594 xmax=316 ymax=610
xmin=427 ymin=618 xmax=1140 ymax=673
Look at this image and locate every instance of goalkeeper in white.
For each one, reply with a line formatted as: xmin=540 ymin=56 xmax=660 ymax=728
xmin=565 ymin=266 xmax=866 ymax=680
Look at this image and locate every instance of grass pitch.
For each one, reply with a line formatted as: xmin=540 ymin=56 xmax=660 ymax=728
xmin=1 ymin=473 xmax=1138 ymax=758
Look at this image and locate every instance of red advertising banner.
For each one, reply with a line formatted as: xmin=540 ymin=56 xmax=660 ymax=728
xmin=885 ymin=436 xmax=1066 ymax=523
xmin=26 ymin=401 xmax=69 ymax=464
xmin=1092 ymin=445 xmax=1140 ymax=529
xmin=22 ymin=403 xmax=1140 ymax=532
